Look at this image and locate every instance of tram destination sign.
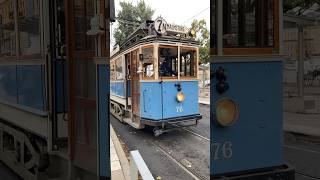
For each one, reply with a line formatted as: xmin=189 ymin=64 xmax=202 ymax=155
xmin=154 ymin=17 xmax=188 ymax=35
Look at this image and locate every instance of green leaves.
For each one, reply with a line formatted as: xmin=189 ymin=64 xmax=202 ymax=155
xmin=191 ymin=19 xmax=210 ymax=63
xmin=284 ymin=0 xmax=320 ymax=12
xmin=113 ymin=0 xmax=155 ymax=45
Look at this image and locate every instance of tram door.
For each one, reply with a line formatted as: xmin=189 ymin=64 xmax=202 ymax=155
xmin=131 ymin=49 xmax=140 ymax=116
xmin=65 ymin=0 xmax=99 ymax=175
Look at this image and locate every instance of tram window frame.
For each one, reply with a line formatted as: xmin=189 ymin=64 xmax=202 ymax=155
xmin=115 ymin=57 xmax=124 ymax=80
xmin=158 ymin=45 xmax=178 ymax=79
xmin=141 ymin=45 xmax=155 ymax=80
xmin=211 ymin=0 xmax=279 ymax=55
xmin=125 ymin=53 xmax=131 ymax=80
xmin=110 ymin=60 xmax=116 ymax=81
xmin=180 ymin=46 xmax=198 ymax=79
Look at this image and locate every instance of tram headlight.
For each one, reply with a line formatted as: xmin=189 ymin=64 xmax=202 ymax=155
xmin=176 ymin=92 xmax=185 ymax=102
xmin=216 ymin=98 xmax=239 ymax=127
xmin=189 ymin=29 xmax=196 ymax=38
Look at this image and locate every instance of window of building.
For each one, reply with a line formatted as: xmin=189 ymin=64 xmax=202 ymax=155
xmin=159 ymin=46 xmax=178 ymax=77
xmin=142 ymin=46 xmax=154 ymax=78
xmin=180 ymin=48 xmax=196 ymax=77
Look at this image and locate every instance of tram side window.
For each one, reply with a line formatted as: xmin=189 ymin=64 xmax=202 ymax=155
xmin=180 ymin=48 xmax=196 ymax=77
xmin=220 ymin=0 xmax=274 ymax=48
xmin=142 ymin=47 xmax=154 ymax=78
xmin=159 ymin=46 xmax=178 ymax=77
xmin=0 ymin=0 xmax=16 ymax=57
xmin=115 ymin=58 xmax=124 ymax=80
xmin=17 ymin=0 xmax=41 ymax=57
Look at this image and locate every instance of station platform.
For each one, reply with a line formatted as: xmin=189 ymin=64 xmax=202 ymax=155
xmin=110 ymin=126 xmax=130 ymax=180
xmin=284 ymin=112 xmax=320 ymax=137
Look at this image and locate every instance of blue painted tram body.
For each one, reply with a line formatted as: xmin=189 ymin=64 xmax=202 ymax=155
xmin=110 ymin=19 xmax=202 ymax=135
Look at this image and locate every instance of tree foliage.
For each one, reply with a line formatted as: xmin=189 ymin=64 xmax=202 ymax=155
xmin=284 ymin=0 xmax=320 ymax=12
xmin=113 ymin=0 xmax=154 ymax=45
xmin=191 ymin=19 xmax=210 ymax=63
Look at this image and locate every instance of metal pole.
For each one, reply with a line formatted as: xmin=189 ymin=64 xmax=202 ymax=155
xmin=202 ymin=68 xmax=205 ymax=89
xmin=297 ymin=26 xmax=304 ymax=97
xmin=217 ymin=0 xmax=223 ymax=56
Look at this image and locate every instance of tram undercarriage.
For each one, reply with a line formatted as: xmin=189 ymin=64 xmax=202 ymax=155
xmin=110 ymin=100 xmax=202 ymax=136
xmin=0 ymin=121 xmax=48 ymax=179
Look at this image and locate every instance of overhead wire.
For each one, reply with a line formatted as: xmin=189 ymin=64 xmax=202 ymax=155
xmin=181 ymin=6 xmax=210 ymax=25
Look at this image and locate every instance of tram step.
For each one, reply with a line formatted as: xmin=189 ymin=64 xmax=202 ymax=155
xmin=123 ymin=118 xmax=144 ymax=129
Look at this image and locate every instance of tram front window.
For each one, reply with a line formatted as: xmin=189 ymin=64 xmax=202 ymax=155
xmin=180 ymin=48 xmax=196 ymax=77
xmin=159 ymin=46 xmax=178 ymax=77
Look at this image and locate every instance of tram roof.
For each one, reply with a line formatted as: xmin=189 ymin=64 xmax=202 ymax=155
xmin=111 ymin=20 xmax=200 ymax=58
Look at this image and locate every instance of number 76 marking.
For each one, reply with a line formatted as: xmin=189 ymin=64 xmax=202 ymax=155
xmin=212 ymin=141 xmax=233 ymax=160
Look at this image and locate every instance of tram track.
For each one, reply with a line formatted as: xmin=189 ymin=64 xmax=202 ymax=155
xmin=181 ymin=127 xmax=210 ymax=141
xmin=284 ymin=142 xmax=320 ymax=180
xmin=149 ymin=124 xmax=210 ymax=180
xmin=111 ymin=115 xmax=210 ymax=180
xmin=296 ymin=171 xmax=320 ymax=180
xmin=173 ymin=124 xmax=210 ymax=141
xmin=150 ymin=141 xmax=203 ymax=180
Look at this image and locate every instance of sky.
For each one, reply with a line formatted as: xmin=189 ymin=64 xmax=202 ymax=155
xmin=110 ymin=0 xmax=210 ymax=46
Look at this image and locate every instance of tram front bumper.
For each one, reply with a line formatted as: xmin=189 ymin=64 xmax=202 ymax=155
xmin=141 ymin=114 xmax=202 ymax=127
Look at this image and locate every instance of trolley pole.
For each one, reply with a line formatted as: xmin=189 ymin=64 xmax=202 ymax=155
xmin=297 ymin=25 xmax=304 ymax=97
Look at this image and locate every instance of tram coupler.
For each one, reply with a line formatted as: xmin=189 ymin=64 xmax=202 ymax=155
xmin=211 ymin=164 xmax=295 ymax=180
xmin=153 ymin=119 xmax=199 ymax=136
xmin=153 ymin=127 xmax=177 ymax=137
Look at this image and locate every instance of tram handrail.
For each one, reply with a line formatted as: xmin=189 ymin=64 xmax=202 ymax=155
xmin=130 ymin=150 xmax=155 ymax=180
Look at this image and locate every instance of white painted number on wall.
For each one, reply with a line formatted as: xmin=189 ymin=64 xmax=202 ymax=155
xmin=212 ymin=141 xmax=233 ymax=160
xmin=176 ymin=106 xmax=184 ymax=113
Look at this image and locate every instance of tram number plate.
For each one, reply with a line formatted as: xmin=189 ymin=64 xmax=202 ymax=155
xmin=212 ymin=141 xmax=233 ymax=160
xmin=176 ymin=106 xmax=184 ymax=112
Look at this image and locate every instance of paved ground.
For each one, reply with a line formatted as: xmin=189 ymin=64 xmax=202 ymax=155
xmin=284 ymin=132 xmax=320 ymax=180
xmin=111 ymin=104 xmax=210 ymax=180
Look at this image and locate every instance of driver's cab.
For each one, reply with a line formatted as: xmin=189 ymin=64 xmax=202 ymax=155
xmin=139 ymin=43 xmax=199 ymax=81
xmin=128 ymin=42 xmax=200 ymax=120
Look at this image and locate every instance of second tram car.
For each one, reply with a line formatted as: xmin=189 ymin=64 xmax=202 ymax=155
xmin=110 ymin=18 xmax=202 ymax=136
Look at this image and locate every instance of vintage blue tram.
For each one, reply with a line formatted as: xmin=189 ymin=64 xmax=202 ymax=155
xmin=110 ymin=17 xmax=202 ymax=136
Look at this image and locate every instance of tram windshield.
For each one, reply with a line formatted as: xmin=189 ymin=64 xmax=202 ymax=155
xmin=159 ymin=46 xmax=178 ymax=77
xmin=180 ymin=48 xmax=196 ymax=77
xmin=158 ymin=45 xmax=197 ymax=78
